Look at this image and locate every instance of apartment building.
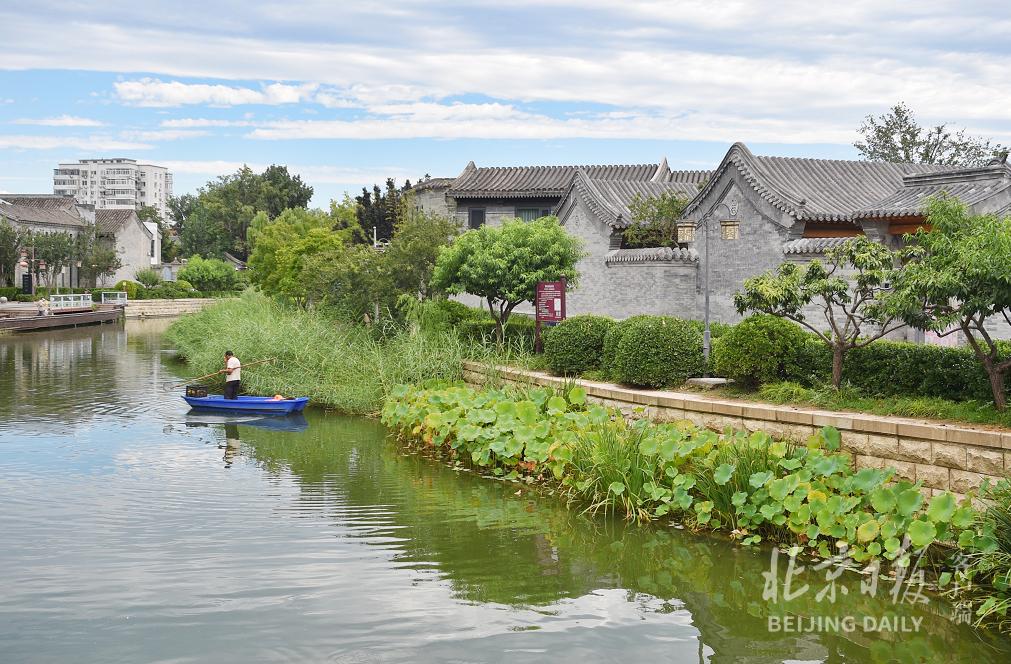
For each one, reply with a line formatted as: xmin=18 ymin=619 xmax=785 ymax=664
xmin=53 ymin=158 xmax=173 ymax=221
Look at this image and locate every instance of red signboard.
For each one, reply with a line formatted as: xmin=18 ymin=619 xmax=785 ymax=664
xmin=536 ymin=279 xmax=566 ymax=322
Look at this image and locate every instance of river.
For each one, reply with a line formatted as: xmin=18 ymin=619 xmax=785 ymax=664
xmin=1 ymin=320 xmax=1010 ymax=663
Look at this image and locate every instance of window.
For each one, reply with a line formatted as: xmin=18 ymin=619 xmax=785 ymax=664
xmin=150 ymin=240 xmax=155 ymax=257
xmin=516 ymin=208 xmax=553 ymax=222
xmin=677 ymin=223 xmax=696 ymax=243
xmin=468 ymin=208 xmax=486 ymax=229
xmin=720 ymin=220 xmax=740 ymax=240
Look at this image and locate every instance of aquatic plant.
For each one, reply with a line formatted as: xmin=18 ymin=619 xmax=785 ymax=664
xmin=382 ymin=383 xmax=983 ymax=568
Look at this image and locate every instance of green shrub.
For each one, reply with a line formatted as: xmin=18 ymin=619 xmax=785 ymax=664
xmin=174 ymin=279 xmax=195 ymax=291
xmin=458 ymin=315 xmax=536 ymax=347
xmin=613 ymin=316 xmax=705 ymax=387
xmin=114 ymin=280 xmax=141 ymax=299
xmin=711 ymin=315 xmax=808 ymax=386
xmin=601 ymin=315 xmax=651 ymax=379
xmin=177 ymin=256 xmax=242 ymax=291
xmin=0 ymin=286 xmax=19 ymax=300
xmin=135 ymin=268 xmax=161 ymax=288
xmin=543 ymin=315 xmax=617 ymax=376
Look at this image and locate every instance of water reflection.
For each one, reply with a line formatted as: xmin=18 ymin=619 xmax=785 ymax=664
xmin=1 ymin=322 xmax=1009 ymax=663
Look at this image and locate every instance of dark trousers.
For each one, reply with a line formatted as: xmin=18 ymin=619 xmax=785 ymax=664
xmin=224 ymin=380 xmax=241 ymax=400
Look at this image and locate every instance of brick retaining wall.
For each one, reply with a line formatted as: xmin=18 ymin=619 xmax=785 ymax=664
xmin=124 ymin=298 xmax=233 ymax=319
xmin=462 ymin=362 xmax=1011 ymax=500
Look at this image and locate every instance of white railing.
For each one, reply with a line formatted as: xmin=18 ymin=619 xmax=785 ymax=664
xmin=49 ymin=293 xmax=93 ymax=310
xmin=100 ymin=291 xmax=128 ymax=305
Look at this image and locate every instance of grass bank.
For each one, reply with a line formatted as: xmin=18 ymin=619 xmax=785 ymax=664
xmin=165 ymin=292 xmax=470 ymax=414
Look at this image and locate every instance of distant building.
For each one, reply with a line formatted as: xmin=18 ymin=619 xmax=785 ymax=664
xmin=53 ymin=158 xmax=173 ymax=221
xmin=0 ymin=194 xmax=92 ymax=288
xmin=95 ymin=209 xmax=160 ymax=285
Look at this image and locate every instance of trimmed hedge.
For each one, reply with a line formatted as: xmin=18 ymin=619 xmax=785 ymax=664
xmin=457 ymin=315 xmax=537 ymax=346
xmin=711 ymin=315 xmax=808 ymax=386
xmin=543 ymin=315 xmax=616 ymax=375
xmin=613 ymin=316 xmax=705 ymax=388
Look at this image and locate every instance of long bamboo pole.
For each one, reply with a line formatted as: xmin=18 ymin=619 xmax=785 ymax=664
xmin=169 ymin=357 xmax=276 ymax=385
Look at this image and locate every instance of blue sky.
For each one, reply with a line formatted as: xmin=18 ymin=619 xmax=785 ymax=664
xmin=2 ymin=1 xmax=1010 ymax=207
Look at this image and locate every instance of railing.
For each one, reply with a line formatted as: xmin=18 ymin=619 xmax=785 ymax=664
xmin=49 ymin=293 xmax=93 ymax=310
xmin=100 ymin=291 xmax=128 ymax=305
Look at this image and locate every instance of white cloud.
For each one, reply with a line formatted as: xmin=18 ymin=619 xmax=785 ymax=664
xmin=159 ymin=118 xmax=258 ymax=128
xmin=0 ymin=134 xmax=153 ymax=150
xmin=113 ymin=78 xmax=319 ymax=107
xmin=159 ymin=160 xmax=413 ymax=185
xmin=119 ymin=129 xmax=210 ymax=140
xmin=11 ymin=114 xmax=105 ymax=127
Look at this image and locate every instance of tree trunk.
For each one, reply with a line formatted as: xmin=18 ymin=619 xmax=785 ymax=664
xmin=831 ymin=346 xmax=844 ymax=389
xmin=986 ymin=364 xmax=1007 ymax=411
xmin=493 ymin=317 xmax=504 ymax=347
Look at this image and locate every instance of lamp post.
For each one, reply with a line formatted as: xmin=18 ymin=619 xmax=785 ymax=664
xmin=695 ymin=202 xmax=732 ymax=371
xmin=18 ymin=246 xmax=37 ymax=297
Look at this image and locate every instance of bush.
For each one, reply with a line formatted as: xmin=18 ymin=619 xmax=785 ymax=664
xmin=613 ymin=316 xmax=705 ymax=387
xmin=543 ymin=315 xmax=616 ymax=376
xmin=135 ymin=268 xmax=161 ymax=288
xmin=114 ymin=280 xmax=141 ymax=300
xmin=177 ymin=256 xmax=242 ymax=292
xmin=174 ymin=279 xmax=195 ymax=292
xmin=711 ymin=315 xmax=808 ymax=386
xmin=458 ymin=315 xmax=536 ymax=347
xmin=601 ymin=315 xmax=651 ymax=379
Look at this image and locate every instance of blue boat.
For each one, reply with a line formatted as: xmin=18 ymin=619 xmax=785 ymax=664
xmin=182 ymin=395 xmax=310 ymax=414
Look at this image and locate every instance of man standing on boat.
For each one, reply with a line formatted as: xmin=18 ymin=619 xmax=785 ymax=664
xmin=221 ymin=351 xmax=241 ymax=400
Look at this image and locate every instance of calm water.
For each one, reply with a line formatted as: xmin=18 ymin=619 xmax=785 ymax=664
xmin=2 ymin=321 xmax=1010 ymax=663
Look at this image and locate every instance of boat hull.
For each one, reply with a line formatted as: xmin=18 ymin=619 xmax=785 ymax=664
xmin=182 ymin=395 xmax=309 ymax=414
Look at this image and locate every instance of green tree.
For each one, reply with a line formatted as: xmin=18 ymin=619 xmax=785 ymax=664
xmin=432 ymin=217 xmax=583 ymax=344
xmin=890 ymin=197 xmax=1011 ymax=410
xmin=178 ymin=165 xmax=313 ymax=259
xmin=621 ymin=191 xmax=692 ymax=249
xmin=32 ymin=231 xmax=75 ymax=291
xmin=74 ymin=223 xmax=122 ymax=288
xmin=855 ymin=102 xmax=1006 ymax=167
xmin=734 ymin=236 xmax=904 ymax=388
xmin=355 ymin=178 xmax=413 ymax=244
xmin=384 ymin=206 xmax=459 ymax=299
xmin=177 ymin=256 xmax=242 ymax=292
xmin=301 ymin=245 xmax=393 ymax=319
xmin=247 ymin=207 xmax=352 ymax=300
xmin=0 ymin=219 xmax=28 ymax=287
xmin=135 ymin=268 xmax=161 ymax=288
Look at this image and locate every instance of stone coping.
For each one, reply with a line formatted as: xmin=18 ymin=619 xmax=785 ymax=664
xmin=461 ymin=361 xmax=1011 ymax=451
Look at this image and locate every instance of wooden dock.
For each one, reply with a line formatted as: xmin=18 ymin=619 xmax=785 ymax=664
xmin=0 ymin=305 xmax=123 ymax=332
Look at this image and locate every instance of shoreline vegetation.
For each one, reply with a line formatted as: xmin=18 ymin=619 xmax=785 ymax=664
xmin=168 ymin=296 xmax=1011 ymax=633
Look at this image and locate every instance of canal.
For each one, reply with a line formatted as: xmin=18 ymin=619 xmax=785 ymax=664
xmin=2 ymin=321 xmax=1010 ymax=663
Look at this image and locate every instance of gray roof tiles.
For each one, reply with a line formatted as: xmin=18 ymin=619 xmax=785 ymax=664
xmin=448 ymin=161 xmax=662 ymax=199
xmin=0 ymin=194 xmax=87 ymax=228
xmin=95 ymin=209 xmax=139 ymax=234
xmin=857 ymin=163 xmax=1011 ymax=218
xmin=683 ymin=143 xmax=947 ymax=222
xmin=783 ymin=237 xmax=852 ymax=254
xmin=605 ymin=246 xmax=699 ymax=264
xmin=563 ymin=170 xmax=710 ymax=229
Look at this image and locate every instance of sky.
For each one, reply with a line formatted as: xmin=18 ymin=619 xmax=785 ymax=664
xmin=2 ymin=1 xmax=1011 ymax=207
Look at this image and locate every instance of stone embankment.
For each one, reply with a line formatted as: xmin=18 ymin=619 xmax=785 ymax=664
xmin=124 ymin=298 xmax=232 ymax=319
xmin=462 ymin=361 xmax=1011 ymax=500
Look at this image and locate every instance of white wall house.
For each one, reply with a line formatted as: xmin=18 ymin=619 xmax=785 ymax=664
xmin=96 ymin=209 xmax=159 ymax=286
xmin=53 ymin=158 xmax=173 ymax=222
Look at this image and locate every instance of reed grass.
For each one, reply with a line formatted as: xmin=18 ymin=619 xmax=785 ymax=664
xmin=166 ymin=292 xmax=470 ymax=414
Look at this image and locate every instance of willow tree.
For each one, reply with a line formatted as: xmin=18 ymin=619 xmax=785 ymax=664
xmin=432 ymin=217 xmax=583 ymax=344
xmin=891 ymin=197 xmax=1011 ymax=410
xmin=734 ymin=236 xmax=904 ymax=388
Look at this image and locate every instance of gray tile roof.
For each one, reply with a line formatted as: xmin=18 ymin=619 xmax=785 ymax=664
xmin=561 ymin=169 xmax=712 ymax=229
xmin=95 ymin=209 xmax=138 ymax=235
xmin=683 ymin=143 xmax=946 ymax=222
xmin=411 ymin=177 xmax=454 ymax=192
xmin=857 ymin=163 xmax=1011 ymax=218
xmin=447 ymin=160 xmax=662 ymax=199
xmin=0 ymin=194 xmax=87 ymax=228
xmin=605 ymin=246 xmax=699 ymax=264
xmin=783 ymin=237 xmax=852 ymax=254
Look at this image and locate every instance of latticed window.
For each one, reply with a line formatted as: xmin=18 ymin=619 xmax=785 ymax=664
xmin=720 ymin=220 xmax=740 ymax=240
xmin=677 ymin=223 xmax=696 ymax=243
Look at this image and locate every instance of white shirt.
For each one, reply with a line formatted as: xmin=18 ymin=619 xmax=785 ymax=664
xmin=226 ymin=356 xmax=241 ymax=382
